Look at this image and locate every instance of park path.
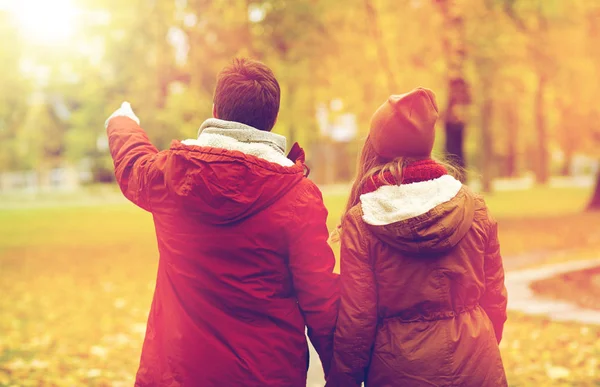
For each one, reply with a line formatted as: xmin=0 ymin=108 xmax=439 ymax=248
xmin=506 ymin=257 xmax=600 ymax=325
xmin=306 ymin=256 xmax=600 ymax=386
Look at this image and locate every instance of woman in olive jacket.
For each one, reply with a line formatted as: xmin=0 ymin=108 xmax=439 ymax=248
xmin=328 ymin=88 xmax=508 ymax=387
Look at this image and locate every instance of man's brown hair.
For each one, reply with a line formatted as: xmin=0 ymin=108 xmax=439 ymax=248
xmin=213 ymin=58 xmax=280 ymax=131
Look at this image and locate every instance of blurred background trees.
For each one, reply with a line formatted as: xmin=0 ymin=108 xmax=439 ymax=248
xmin=0 ymin=0 xmax=599 ymax=207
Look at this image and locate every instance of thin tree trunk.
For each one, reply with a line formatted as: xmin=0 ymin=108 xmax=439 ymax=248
xmin=557 ymin=99 xmax=577 ymax=177
xmin=481 ymin=78 xmax=494 ymax=193
xmin=561 ymin=146 xmax=573 ymax=176
xmin=534 ymin=73 xmax=549 ymax=184
xmin=560 ymin=156 xmax=571 ymax=176
xmin=325 ymin=141 xmax=336 ymax=185
xmin=445 ymin=119 xmax=466 ymax=170
xmin=443 ymin=82 xmax=469 ymax=175
xmin=287 ymin=83 xmax=296 ymax=146
xmin=505 ymin=101 xmax=518 ymax=177
xmin=588 ymin=168 xmax=600 ymax=211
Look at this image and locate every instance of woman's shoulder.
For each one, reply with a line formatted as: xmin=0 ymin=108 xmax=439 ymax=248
xmin=460 ymin=185 xmax=496 ymax=230
xmin=344 ymin=203 xmax=368 ymax=226
xmin=341 ymin=203 xmax=373 ymax=237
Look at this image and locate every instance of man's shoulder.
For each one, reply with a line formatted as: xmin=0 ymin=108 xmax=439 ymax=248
xmin=291 ymin=178 xmax=324 ymax=201
xmin=269 ymin=178 xmax=325 ymax=218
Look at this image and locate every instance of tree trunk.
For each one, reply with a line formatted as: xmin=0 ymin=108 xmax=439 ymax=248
xmin=561 ymin=149 xmax=573 ymax=176
xmin=435 ymin=0 xmax=470 ymax=180
xmin=556 ymin=98 xmax=575 ymax=177
xmin=534 ymin=73 xmax=549 ymax=184
xmin=587 ymin=10 xmax=600 ymax=211
xmin=287 ymin=83 xmax=297 ymax=146
xmin=325 ymin=141 xmax=336 ymax=185
xmin=481 ymin=79 xmax=494 ymax=193
xmin=505 ymin=101 xmax=518 ymax=177
xmin=444 ymin=77 xmax=469 ymax=177
xmin=588 ymin=168 xmax=600 ymax=211
xmin=445 ymin=119 xmax=465 ymax=167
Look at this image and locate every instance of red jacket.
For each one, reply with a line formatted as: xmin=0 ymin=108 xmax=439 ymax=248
xmin=107 ymin=117 xmax=339 ymax=386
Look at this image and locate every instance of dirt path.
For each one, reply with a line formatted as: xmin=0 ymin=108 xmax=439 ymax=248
xmin=506 ymin=257 xmax=600 ymax=325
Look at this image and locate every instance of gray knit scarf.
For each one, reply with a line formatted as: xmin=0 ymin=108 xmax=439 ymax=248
xmin=197 ymin=118 xmax=287 ymax=155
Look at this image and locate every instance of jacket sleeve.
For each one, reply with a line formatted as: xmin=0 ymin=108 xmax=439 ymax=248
xmin=288 ymin=182 xmax=339 ymax=378
xmin=328 ymin=210 xmax=377 ymax=387
xmin=106 ymin=116 xmax=160 ymax=212
xmin=480 ymin=216 xmax=508 ymax=343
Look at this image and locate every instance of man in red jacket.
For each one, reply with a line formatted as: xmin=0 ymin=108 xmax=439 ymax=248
xmin=105 ymin=58 xmax=339 ymax=386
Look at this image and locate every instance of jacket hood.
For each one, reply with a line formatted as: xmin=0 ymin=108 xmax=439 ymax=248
xmin=360 ymin=175 xmax=475 ymax=254
xmin=164 ymin=131 xmax=306 ymax=225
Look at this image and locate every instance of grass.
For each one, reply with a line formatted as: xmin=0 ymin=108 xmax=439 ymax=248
xmin=0 ymin=184 xmax=600 ymax=385
xmin=499 ymin=313 xmax=600 ymax=385
xmin=0 ymin=206 xmax=156 ymax=386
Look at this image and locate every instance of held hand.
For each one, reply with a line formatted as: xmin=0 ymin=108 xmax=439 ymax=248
xmin=105 ymin=101 xmax=140 ymax=128
xmin=327 ymin=224 xmax=342 ymax=245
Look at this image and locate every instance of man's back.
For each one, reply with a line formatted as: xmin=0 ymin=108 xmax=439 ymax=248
xmin=106 ymin=116 xmax=339 ymax=386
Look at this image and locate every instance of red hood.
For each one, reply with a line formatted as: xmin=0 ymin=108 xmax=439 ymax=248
xmin=163 ymin=141 xmax=307 ymax=225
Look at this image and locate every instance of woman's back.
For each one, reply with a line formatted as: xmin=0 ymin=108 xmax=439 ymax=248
xmin=361 ymin=177 xmax=503 ymax=328
xmin=328 ymin=88 xmax=507 ymax=387
xmin=331 ymin=176 xmax=508 ymax=387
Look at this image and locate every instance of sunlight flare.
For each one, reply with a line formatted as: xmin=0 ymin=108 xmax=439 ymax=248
xmin=0 ymin=0 xmax=80 ymax=44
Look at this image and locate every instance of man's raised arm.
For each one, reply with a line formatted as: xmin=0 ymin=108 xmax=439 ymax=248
xmin=106 ymin=102 xmax=160 ymax=212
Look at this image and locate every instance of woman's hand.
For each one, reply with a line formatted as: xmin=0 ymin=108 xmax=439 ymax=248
xmin=327 ymin=224 xmax=342 ymax=245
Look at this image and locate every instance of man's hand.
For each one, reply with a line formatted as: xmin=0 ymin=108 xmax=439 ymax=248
xmin=105 ymin=101 xmax=140 ymax=128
